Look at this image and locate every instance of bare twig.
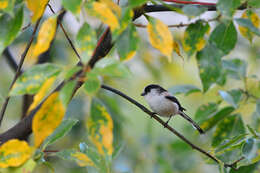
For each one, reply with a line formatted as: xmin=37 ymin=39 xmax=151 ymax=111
xmin=134 ymin=15 xmax=220 ymax=28
xmin=100 ymin=84 xmax=244 ymax=170
xmin=47 ymin=4 xmax=82 ymax=64
xmin=224 ymin=157 xmax=245 ymax=170
xmin=0 ymin=19 xmax=41 ymax=127
xmin=162 ymin=0 xmax=216 ymax=6
xmin=22 ymin=23 xmax=31 ymax=31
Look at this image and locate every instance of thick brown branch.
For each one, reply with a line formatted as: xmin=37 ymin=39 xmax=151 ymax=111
xmin=100 ymin=84 xmax=243 ymax=170
xmin=0 ymin=19 xmax=41 ymax=127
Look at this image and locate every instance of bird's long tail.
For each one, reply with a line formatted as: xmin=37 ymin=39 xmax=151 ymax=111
xmin=179 ymin=111 xmax=205 ymax=134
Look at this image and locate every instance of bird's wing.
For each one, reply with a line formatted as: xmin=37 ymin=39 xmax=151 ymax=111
xmin=165 ymin=96 xmax=186 ymax=111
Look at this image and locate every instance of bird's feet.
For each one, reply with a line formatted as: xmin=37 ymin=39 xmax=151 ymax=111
xmin=150 ymin=112 xmax=157 ymax=118
xmin=163 ymin=120 xmax=170 ymax=128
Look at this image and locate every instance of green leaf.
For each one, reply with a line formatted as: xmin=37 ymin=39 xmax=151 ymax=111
xmin=183 ymin=20 xmax=210 ymax=56
xmin=41 ymin=119 xmax=78 ymax=150
xmin=209 ymin=21 xmax=237 ymax=55
xmin=0 ymin=159 xmax=36 ymax=173
xmin=0 ymin=0 xmax=15 ymax=13
xmin=236 ymin=18 xmax=260 ymax=36
xmin=10 ymin=63 xmax=62 ymax=96
xmin=83 ymin=74 xmax=101 ymax=95
xmin=212 ymin=114 xmax=246 ymax=147
xmin=0 ymin=4 xmax=23 ymax=54
xmin=200 ymin=106 xmax=234 ymax=131
xmin=229 ymin=163 xmax=258 ymax=173
xmin=182 ymin=5 xmax=207 ymax=17
xmin=168 ymin=84 xmax=201 ymax=95
xmin=222 ymin=59 xmax=247 ymax=80
xmin=196 ymin=44 xmax=224 ymax=92
xmin=216 ymin=134 xmax=247 ymax=152
xmin=60 ymin=80 xmax=77 ymax=106
xmin=78 ymin=142 xmax=101 ymax=166
xmin=256 ymin=99 xmax=260 ymax=116
xmin=76 ymin=22 xmax=97 ymax=63
xmin=129 ymin=0 xmax=148 ymax=7
xmin=56 ymin=149 xmax=95 ymax=167
xmin=248 ymin=0 xmax=260 ymax=8
xmin=195 ymin=102 xmax=219 ymax=122
xmin=64 ymin=66 xmax=82 ymax=80
xmin=114 ymin=7 xmax=133 ymax=39
xmin=62 ymin=0 xmax=82 ymax=14
xmin=93 ymin=58 xmax=131 ymax=78
xmin=217 ymin=0 xmax=242 ymax=17
xmin=117 ymin=24 xmax=139 ymax=61
xmin=219 ymin=90 xmax=237 ymax=108
xmin=242 ymin=138 xmax=257 ymax=160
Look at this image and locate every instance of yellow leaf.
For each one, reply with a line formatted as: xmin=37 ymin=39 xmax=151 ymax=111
xmin=0 ymin=139 xmax=32 ymax=168
xmin=33 ymin=16 xmax=57 ymax=58
xmin=32 ymin=92 xmax=65 ymax=147
xmin=88 ymin=2 xmax=119 ymax=31
xmin=71 ymin=152 xmax=94 ymax=167
xmin=87 ymin=101 xmax=113 ymax=155
xmin=100 ymin=0 xmax=121 ymax=17
xmin=239 ymin=10 xmax=260 ymax=42
xmin=124 ymin=51 xmax=136 ymax=61
xmin=147 ymin=18 xmax=173 ymax=62
xmin=0 ymin=0 xmax=8 ymax=9
xmin=173 ymin=41 xmax=182 ymax=58
xmin=28 ymin=76 xmax=56 ymax=113
xmin=26 ymin=0 xmax=49 ymax=23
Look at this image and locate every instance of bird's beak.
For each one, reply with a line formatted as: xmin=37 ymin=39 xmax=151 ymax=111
xmin=141 ymin=92 xmax=145 ymax=96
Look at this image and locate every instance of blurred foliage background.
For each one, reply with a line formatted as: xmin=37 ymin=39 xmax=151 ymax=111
xmin=1 ymin=0 xmax=260 ymax=173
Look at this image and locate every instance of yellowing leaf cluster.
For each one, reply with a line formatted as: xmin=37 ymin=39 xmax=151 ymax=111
xmin=28 ymin=76 xmax=56 ymax=113
xmin=87 ymin=1 xmax=120 ymax=31
xmin=87 ymin=105 xmax=113 ymax=155
xmin=32 ymin=92 xmax=65 ymax=147
xmin=0 ymin=139 xmax=32 ymax=168
xmin=33 ymin=16 xmax=57 ymax=58
xmin=239 ymin=10 xmax=260 ymax=42
xmin=0 ymin=0 xmax=8 ymax=9
xmin=71 ymin=152 xmax=94 ymax=167
xmin=26 ymin=0 xmax=49 ymax=23
xmin=147 ymin=18 xmax=173 ymax=62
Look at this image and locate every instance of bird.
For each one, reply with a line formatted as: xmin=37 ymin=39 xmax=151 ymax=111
xmin=141 ymin=84 xmax=204 ymax=134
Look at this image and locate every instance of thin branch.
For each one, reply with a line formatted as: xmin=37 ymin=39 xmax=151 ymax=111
xmin=3 ymin=48 xmax=21 ymax=73
xmin=143 ymin=4 xmax=247 ymax=13
xmin=22 ymin=23 xmax=31 ymax=31
xmin=47 ymin=4 xmax=82 ymax=64
xmin=162 ymin=0 xmax=216 ymax=6
xmin=0 ymin=19 xmax=41 ymax=127
xmin=100 ymin=84 xmax=243 ymax=170
xmin=224 ymin=156 xmax=245 ymax=170
xmin=134 ymin=15 xmax=220 ymax=28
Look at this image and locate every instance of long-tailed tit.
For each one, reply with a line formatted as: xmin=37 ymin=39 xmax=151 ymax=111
xmin=141 ymin=84 xmax=204 ymax=134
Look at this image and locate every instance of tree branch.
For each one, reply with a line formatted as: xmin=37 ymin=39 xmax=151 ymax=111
xmin=47 ymin=4 xmax=83 ymax=64
xmin=0 ymin=19 xmax=41 ymax=127
xmin=162 ymin=0 xmax=216 ymax=6
xmin=143 ymin=3 xmax=247 ymax=13
xmin=100 ymin=84 xmax=243 ymax=170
